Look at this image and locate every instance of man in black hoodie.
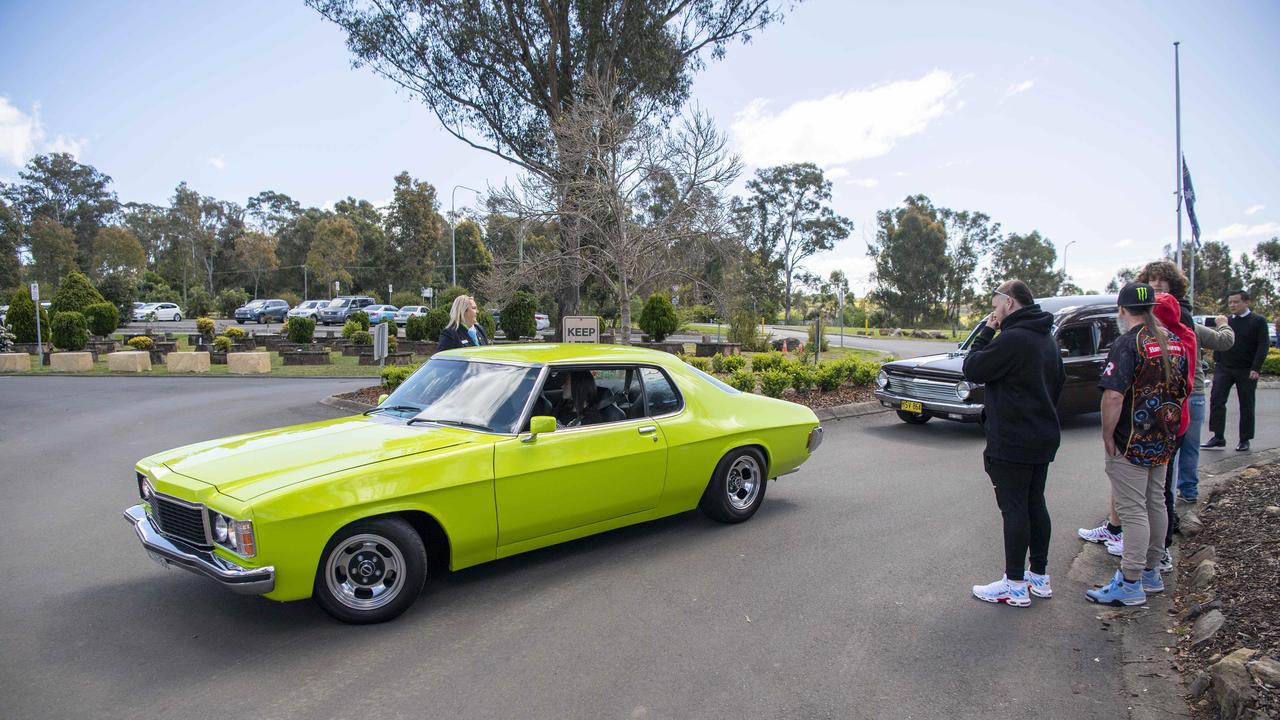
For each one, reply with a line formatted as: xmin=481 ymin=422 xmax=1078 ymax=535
xmin=964 ymin=279 xmax=1065 ymax=607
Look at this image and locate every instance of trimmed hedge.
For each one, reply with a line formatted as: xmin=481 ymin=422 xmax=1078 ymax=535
xmin=6 ymin=289 xmax=50 ymax=343
xmin=381 ymin=365 xmax=416 ymax=391
xmin=287 ymin=316 xmax=316 ymax=344
xmin=721 ymin=354 xmax=747 ymax=373
xmin=49 ymin=271 xmax=105 ymax=315
xmin=352 ymin=330 xmax=372 ymax=345
xmin=196 ymin=317 xmax=215 ymax=335
xmin=224 ymin=326 xmax=246 ymax=340
xmin=342 ymin=319 xmax=362 ymax=339
xmin=348 ymin=311 xmax=370 ymax=330
xmin=638 ymin=292 xmax=678 ymax=342
xmin=726 ymin=369 xmax=756 ymax=393
xmin=84 ymin=302 xmax=120 ymax=338
xmin=1264 ymin=348 xmax=1280 ymax=376
xmin=405 ymin=314 xmax=430 ymax=342
xmin=751 ymin=351 xmax=785 ymax=373
xmin=212 ymin=335 xmax=232 ymax=352
xmin=127 ymin=335 xmax=154 ymax=350
xmin=51 ymin=311 xmax=89 ymax=351
xmin=501 ymin=291 xmax=537 ymax=339
xmin=758 ymin=369 xmax=791 ymax=398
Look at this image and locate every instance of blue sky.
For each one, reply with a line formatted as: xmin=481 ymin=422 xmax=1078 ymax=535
xmin=2 ymin=1 xmax=1277 ymax=294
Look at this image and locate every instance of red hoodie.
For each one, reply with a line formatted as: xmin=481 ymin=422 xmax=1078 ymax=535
xmin=1154 ymin=293 xmax=1197 ymax=436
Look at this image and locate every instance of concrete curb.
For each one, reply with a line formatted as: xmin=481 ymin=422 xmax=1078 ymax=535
xmin=1073 ymin=446 xmax=1280 ymax=720
xmin=319 ymin=395 xmax=375 ymax=414
xmin=813 ymin=399 xmax=890 ymax=422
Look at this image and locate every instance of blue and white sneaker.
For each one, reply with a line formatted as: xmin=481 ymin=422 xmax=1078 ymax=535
xmin=972 ymin=575 xmax=1031 ymax=607
xmin=1026 ymin=571 xmax=1052 ymax=598
xmin=1086 ymin=570 xmax=1147 ymax=606
xmin=1078 ymin=522 xmax=1121 ymax=545
xmin=1140 ymin=568 xmax=1165 ymax=593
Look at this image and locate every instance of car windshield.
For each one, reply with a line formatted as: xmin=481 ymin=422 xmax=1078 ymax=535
xmin=327 ymin=299 xmax=348 ymax=307
xmin=245 ymin=300 xmax=265 ymax=308
xmin=382 ymin=358 xmax=541 ymax=434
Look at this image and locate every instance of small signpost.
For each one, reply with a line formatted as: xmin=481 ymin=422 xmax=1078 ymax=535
xmin=837 ymin=286 xmax=845 ymax=348
xmin=562 ymin=316 xmax=600 ymax=344
xmin=421 ymin=286 xmax=433 ymax=308
xmin=30 ymin=282 xmax=43 ymax=366
xmin=373 ymin=321 xmax=389 ymax=366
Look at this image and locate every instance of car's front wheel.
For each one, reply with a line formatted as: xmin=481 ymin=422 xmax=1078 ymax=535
xmin=236 ymin=319 xmax=245 ymax=324
xmin=896 ymin=410 xmax=931 ymax=425
xmin=314 ymin=517 xmax=426 ymax=624
xmin=257 ymin=313 xmax=266 ymax=324
xmin=698 ymin=447 xmax=768 ymax=523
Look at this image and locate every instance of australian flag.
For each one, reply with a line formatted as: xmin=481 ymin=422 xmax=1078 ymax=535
xmin=1182 ymin=156 xmax=1201 ymax=247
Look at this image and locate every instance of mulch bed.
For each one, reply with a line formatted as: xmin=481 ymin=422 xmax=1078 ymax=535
xmin=1172 ymin=459 xmax=1280 ymax=718
xmin=336 ymin=383 xmax=876 ymax=412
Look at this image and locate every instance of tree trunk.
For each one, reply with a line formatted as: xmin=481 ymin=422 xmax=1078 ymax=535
xmin=619 ymin=276 xmax=631 ymax=345
xmin=784 ymin=270 xmax=793 ymax=325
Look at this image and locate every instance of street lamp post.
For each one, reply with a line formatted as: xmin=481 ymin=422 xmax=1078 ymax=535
xmin=1061 ymin=240 xmax=1077 ymax=284
xmin=451 ymin=185 xmax=482 ymax=286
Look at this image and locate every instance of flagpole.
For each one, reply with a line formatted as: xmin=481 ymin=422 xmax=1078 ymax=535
xmin=1174 ymin=42 xmax=1184 ymax=277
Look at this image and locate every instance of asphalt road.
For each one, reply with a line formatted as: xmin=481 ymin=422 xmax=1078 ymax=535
xmin=1 ymin=377 xmax=1275 ymax=720
xmin=764 ymin=325 xmax=949 ymax=360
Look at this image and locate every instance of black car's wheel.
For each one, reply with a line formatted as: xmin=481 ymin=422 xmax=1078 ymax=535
xmin=896 ymin=410 xmax=931 ymax=425
xmin=698 ymin=447 xmax=768 ymax=524
xmin=257 ymin=313 xmax=266 ymax=324
xmin=314 ymin=517 xmax=426 ymax=624
xmin=236 ymin=319 xmax=245 ymax=324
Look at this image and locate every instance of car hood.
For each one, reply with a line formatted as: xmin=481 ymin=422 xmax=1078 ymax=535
xmin=153 ymin=416 xmax=476 ymax=501
xmin=884 ymin=351 xmax=968 ymax=380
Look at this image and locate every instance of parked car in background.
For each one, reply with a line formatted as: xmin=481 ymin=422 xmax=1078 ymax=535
xmin=318 ymin=296 xmax=375 ymax=326
xmin=395 ymin=305 xmax=429 ymax=326
xmin=123 ymin=344 xmax=823 ymax=623
xmin=287 ymin=300 xmax=328 ymax=320
xmin=0 ymin=305 xmax=7 ymax=325
xmin=874 ymin=294 xmax=1120 ymax=425
xmin=133 ymin=302 xmax=183 ymax=322
xmin=234 ymin=299 xmax=290 ymax=324
xmin=535 ymin=313 xmax=551 ymax=332
xmin=365 ymin=305 xmax=399 ymax=324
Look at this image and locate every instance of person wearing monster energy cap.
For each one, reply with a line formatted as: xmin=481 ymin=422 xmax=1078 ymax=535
xmin=963 ymin=279 xmax=1065 ymax=608
xmin=1087 ymin=282 xmax=1190 ymax=607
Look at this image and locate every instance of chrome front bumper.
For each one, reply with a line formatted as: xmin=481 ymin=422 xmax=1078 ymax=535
xmin=872 ymin=388 xmax=983 ymax=421
xmin=123 ymin=504 xmax=275 ymax=595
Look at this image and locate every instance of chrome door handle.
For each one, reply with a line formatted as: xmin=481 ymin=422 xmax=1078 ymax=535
xmin=638 ymin=425 xmax=657 ymax=435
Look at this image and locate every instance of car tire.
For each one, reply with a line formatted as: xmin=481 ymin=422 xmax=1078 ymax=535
xmin=698 ymin=447 xmax=768 ymax=524
xmin=236 ymin=319 xmax=245 ymax=325
xmin=257 ymin=313 xmax=266 ymax=324
xmin=173 ymin=313 xmax=181 ymax=322
xmin=314 ymin=517 xmax=427 ymax=624
xmin=896 ymin=410 xmax=931 ymax=425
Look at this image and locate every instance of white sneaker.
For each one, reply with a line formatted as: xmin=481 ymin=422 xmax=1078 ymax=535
xmin=972 ymin=575 xmax=1031 ymax=607
xmin=1078 ymin=522 xmax=1121 ymax=545
xmin=1026 ymin=571 xmax=1052 ymax=598
xmin=1158 ymin=548 xmax=1174 ymax=573
xmin=1105 ymin=537 xmax=1123 ymax=557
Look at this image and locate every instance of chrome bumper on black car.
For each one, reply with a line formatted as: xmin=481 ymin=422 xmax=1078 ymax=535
xmin=124 ymin=504 xmax=274 ymax=594
xmin=873 ymin=388 xmax=983 ymax=422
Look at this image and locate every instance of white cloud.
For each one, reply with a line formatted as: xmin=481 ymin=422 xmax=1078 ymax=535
xmin=846 ymin=178 xmax=879 ymax=188
xmin=730 ymin=70 xmax=961 ymax=167
xmin=825 ymin=167 xmax=849 ymax=181
xmin=1002 ymin=79 xmax=1036 ymax=101
xmin=1245 ymin=204 xmax=1265 ymax=216
xmin=1116 ymin=238 xmax=1134 ymax=248
xmin=45 ymin=134 xmax=85 ymax=158
xmin=1209 ymin=222 xmax=1280 ymax=242
xmin=894 ymin=171 xmax=908 ymax=177
xmin=0 ymin=98 xmax=88 ymax=167
xmin=208 ymin=155 xmax=226 ymax=171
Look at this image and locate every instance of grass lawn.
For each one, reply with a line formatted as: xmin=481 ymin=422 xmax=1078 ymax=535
xmin=770 ymin=324 xmax=967 ymax=343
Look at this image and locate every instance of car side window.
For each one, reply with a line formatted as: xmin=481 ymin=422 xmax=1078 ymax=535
xmin=1096 ymin=318 xmax=1120 ymax=354
xmin=640 ymin=367 xmax=682 ymax=416
xmin=1056 ymin=323 xmax=1095 ymax=358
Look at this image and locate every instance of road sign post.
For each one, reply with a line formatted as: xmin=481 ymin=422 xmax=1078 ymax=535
xmin=562 ymin=316 xmax=600 ymax=343
xmin=373 ymin=322 xmax=389 ymax=367
xmin=30 ymin=282 xmax=43 ymax=366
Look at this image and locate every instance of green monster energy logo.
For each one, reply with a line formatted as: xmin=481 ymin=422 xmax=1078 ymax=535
xmin=1136 ymin=286 xmax=1149 ymax=301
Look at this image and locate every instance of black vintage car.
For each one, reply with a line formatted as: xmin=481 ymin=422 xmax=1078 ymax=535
xmin=873 ymin=295 xmax=1121 ymax=425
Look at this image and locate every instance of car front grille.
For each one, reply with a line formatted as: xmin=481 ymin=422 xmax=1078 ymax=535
xmin=152 ymin=494 xmax=210 ymax=548
xmin=886 ymin=374 xmax=961 ymax=404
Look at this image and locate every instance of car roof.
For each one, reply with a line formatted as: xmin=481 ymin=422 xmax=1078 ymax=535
xmin=435 ymin=343 xmax=683 ymax=367
xmin=1039 ymin=294 xmax=1119 ymax=316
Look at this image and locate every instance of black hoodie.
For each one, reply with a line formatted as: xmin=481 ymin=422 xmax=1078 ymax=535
xmin=962 ymin=304 xmax=1066 ymax=465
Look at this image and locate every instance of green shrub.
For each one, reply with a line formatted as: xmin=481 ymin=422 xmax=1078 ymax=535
xmin=390 ymin=291 xmax=421 ymax=308
xmin=381 ymin=364 xmax=415 ymax=391
xmin=789 ymin=363 xmax=817 ymax=393
xmin=721 ymin=354 xmax=747 ymax=373
xmin=84 ymin=302 xmax=120 ymax=338
xmin=51 ymin=311 xmax=89 ymax=351
xmin=352 ymin=330 xmax=372 ymax=345
xmin=387 ymin=332 xmax=398 ymax=352
xmin=342 ymin=319 xmax=362 ymax=339
xmin=758 ymin=369 xmax=791 ymax=398
xmin=638 ymin=292 xmax=679 ymax=342
xmin=679 ymin=304 xmax=716 ymax=324
xmin=184 ymin=287 xmax=214 ymax=319
xmin=727 ymin=369 xmax=756 ymax=393
xmin=729 ymin=309 xmax=765 ymax=351
xmin=807 ymin=319 xmax=830 ymax=352
xmin=685 ymin=356 xmax=712 ymax=371
xmin=476 ymin=309 xmax=496 ymax=340
xmin=287 ymin=316 xmax=315 ymax=344
xmin=216 ymin=288 xmax=250 ymax=318
xmin=348 ymin=311 xmax=370 ymax=330
xmin=127 ymin=335 xmax=154 ymax=351
xmin=1263 ymin=348 xmax=1280 ymax=376
xmin=423 ymin=308 xmax=449 ymax=342
xmin=710 ymin=353 xmax=726 ymax=373
xmin=501 ymin=291 xmax=537 ymax=339
xmin=752 ymin=351 xmax=785 ymax=373
xmin=224 ymin=326 xmax=246 ymax=340
xmin=438 ymin=285 xmax=469 ymax=308
xmin=405 ymin=315 xmax=430 ymax=342
xmin=279 ymin=291 xmax=302 ymax=309
xmin=212 ymin=335 xmax=231 ymax=353
xmin=49 ymin=271 xmax=106 ymax=315
xmin=6 ymin=289 xmax=50 ymax=343
xmin=196 ymin=317 xmax=215 ymax=335
xmin=816 ymin=363 xmax=844 ymax=392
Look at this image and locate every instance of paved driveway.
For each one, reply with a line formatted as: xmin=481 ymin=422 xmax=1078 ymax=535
xmin=0 ymin=376 xmax=1273 ymax=719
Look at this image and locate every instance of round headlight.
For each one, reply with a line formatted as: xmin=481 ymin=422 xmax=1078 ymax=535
xmin=876 ymin=369 xmax=889 ymax=389
xmin=213 ymin=514 xmax=229 ymax=543
xmin=140 ymin=481 xmax=153 ymax=501
xmin=956 ymin=381 xmax=974 ymax=401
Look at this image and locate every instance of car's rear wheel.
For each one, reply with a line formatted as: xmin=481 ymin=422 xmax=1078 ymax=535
xmin=257 ymin=313 xmax=266 ymax=324
xmin=896 ymin=410 xmax=931 ymax=425
xmin=173 ymin=313 xmax=181 ymax=322
xmin=699 ymin=447 xmax=768 ymax=523
xmin=314 ymin=517 xmax=426 ymax=624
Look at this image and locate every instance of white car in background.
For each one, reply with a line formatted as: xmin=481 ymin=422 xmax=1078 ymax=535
xmin=132 ymin=302 xmax=182 ymax=322
xmin=287 ymin=299 xmax=328 ymax=320
xmin=394 ymin=305 xmax=429 ymax=326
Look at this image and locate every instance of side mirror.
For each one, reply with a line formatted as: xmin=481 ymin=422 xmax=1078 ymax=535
xmin=377 ymin=393 xmax=389 ymax=405
xmin=523 ymin=415 xmax=556 ymax=443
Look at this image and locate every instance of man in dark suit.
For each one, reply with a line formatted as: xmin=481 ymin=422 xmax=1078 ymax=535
xmin=1203 ymin=289 xmax=1270 ymax=452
